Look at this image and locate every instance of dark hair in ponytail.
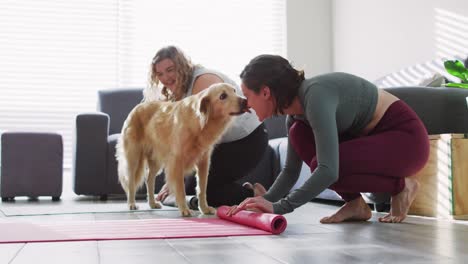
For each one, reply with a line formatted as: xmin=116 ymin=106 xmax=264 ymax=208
xmin=240 ymin=54 xmax=304 ymax=114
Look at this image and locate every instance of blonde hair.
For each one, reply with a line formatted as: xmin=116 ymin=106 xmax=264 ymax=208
xmin=145 ymin=45 xmax=194 ymax=102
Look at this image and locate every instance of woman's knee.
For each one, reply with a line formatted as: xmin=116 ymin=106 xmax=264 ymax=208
xmin=403 ymin=135 xmax=430 ymax=177
xmin=289 ymin=121 xmax=316 ymax=163
xmin=289 ymin=121 xmax=312 ymax=142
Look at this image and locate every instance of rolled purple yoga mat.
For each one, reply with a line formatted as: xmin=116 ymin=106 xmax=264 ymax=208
xmin=216 ymin=206 xmax=287 ymax=235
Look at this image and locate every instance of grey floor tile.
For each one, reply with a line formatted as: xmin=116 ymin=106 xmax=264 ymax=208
xmin=237 ymin=237 xmax=363 ymax=264
xmin=10 ymin=241 xmax=99 ymax=264
xmin=264 ymin=249 xmax=359 ymax=264
xmin=98 ymin=239 xmax=189 ymax=264
xmin=0 ymin=243 xmax=24 ymax=264
xmin=167 ymin=238 xmax=283 ymax=264
xmin=340 ymin=244 xmax=452 ymax=263
xmin=233 ymin=230 xmax=455 ymax=263
xmin=284 ymin=223 xmax=342 ymax=235
xmin=317 ymin=221 xmax=465 ymax=261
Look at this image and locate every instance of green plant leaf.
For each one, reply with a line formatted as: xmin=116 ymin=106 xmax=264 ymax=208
xmin=444 ymin=60 xmax=468 ymax=82
xmin=445 ymin=82 xmax=468 ymax=89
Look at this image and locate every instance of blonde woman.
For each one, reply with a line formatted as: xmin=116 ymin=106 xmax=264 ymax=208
xmin=145 ymin=46 xmax=268 ymax=207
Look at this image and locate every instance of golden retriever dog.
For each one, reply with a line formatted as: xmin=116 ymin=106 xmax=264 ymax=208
xmin=116 ymin=83 xmax=248 ymax=216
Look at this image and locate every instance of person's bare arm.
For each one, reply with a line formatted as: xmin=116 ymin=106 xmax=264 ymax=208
xmin=191 ymin=73 xmax=224 ymax=95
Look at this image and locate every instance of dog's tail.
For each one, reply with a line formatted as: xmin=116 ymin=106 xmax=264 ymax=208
xmin=116 ymin=136 xmax=129 ymax=193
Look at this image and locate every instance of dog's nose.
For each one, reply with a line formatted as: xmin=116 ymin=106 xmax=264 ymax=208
xmin=241 ymin=98 xmax=247 ymax=108
xmin=241 ymin=98 xmax=247 ymax=109
xmin=240 ymin=98 xmax=251 ymax=113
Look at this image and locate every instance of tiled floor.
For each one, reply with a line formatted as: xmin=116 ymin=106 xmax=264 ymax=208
xmin=1 ymin=173 xmax=468 ymax=263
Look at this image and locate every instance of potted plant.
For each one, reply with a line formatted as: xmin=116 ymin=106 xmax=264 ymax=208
xmin=444 ymin=59 xmax=468 ymax=89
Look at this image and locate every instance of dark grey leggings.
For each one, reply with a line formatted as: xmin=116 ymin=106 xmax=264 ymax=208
xmin=185 ymin=123 xmax=268 ymax=206
xmin=290 ymin=100 xmax=430 ymax=202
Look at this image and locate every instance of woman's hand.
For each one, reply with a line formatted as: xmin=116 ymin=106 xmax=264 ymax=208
xmin=226 ymin=196 xmax=274 ymax=216
xmin=155 ymin=183 xmax=170 ymax=202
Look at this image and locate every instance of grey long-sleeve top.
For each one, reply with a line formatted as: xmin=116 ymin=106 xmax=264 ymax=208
xmin=263 ymin=72 xmax=378 ymax=214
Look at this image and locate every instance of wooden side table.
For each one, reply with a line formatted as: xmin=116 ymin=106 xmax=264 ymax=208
xmin=409 ymin=134 xmax=468 ymax=219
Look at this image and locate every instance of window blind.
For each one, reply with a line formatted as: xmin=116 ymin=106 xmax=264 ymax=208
xmin=0 ymin=0 xmax=286 ymax=168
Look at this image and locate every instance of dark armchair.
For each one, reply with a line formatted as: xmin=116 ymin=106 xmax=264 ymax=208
xmin=73 ymin=89 xmax=145 ymax=199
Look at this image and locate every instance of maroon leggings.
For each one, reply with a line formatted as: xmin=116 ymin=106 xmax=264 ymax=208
xmin=289 ymin=100 xmax=430 ymax=202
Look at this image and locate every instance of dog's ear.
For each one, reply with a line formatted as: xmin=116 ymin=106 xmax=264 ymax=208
xmin=199 ymin=96 xmax=211 ymax=128
xmin=200 ymin=96 xmax=210 ymax=114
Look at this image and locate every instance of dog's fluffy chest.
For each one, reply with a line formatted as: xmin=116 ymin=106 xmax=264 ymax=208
xmin=179 ymin=134 xmax=214 ymax=165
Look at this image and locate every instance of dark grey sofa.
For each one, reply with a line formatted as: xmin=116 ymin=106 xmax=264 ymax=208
xmin=73 ymin=86 xmax=468 ymax=211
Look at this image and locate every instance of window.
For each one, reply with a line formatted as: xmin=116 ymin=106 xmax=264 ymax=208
xmin=0 ymin=0 xmax=286 ymax=168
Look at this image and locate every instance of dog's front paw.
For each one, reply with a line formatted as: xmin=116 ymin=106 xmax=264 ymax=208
xmin=200 ymin=206 xmax=216 ymax=215
xmin=128 ymin=203 xmax=138 ymax=210
xmin=149 ymin=200 xmax=162 ymax=209
xmin=179 ymin=207 xmax=192 ymax=217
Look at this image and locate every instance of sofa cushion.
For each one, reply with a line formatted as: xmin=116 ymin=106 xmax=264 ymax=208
xmin=98 ymin=89 xmax=143 ymax=135
xmin=385 ymin=87 xmax=468 ymax=135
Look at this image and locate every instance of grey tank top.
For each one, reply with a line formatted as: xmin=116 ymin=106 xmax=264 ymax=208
xmin=185 ymin=66 xmax=261 ymax=143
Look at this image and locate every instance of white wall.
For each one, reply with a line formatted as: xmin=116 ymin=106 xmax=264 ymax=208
xmin=332 ymin=0 xmax=468 ymax=81
xmin=287 ymin=0 xmax=332 ymax=78
xmin=287 ymin=0 xmax=468 ymax=81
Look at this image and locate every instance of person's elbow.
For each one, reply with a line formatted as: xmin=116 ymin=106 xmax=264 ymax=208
xmin=318 ymin=164 xmax=339 ymax=185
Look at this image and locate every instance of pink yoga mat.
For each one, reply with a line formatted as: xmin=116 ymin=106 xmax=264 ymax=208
xmin=216 ymin=206 xmax=287 ymax=235
xmin=0 ymin=218 xmax=272 ymax=244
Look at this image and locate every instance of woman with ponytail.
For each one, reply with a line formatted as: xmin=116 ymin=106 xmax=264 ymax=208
xmin=227 ymin=54 xmax=430 ymax=224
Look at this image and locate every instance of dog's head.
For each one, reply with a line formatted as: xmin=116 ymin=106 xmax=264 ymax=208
xmin=198 ymin=83 xmax=250 ymax=127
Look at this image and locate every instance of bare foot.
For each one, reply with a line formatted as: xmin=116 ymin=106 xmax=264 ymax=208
xmin=253 ymin=183 xmax=267 ymax=196
xmin=379 ymin=177 xmax=419 ymax=223
xmin=320 ymin=196 xmax=372 ymax=224
xmin=156 ymin=183 xmax=170 ymax=202
xmin=243 ymin=182 xmax=267 ymax=197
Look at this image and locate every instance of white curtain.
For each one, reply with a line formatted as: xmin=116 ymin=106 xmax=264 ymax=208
xmin=0 ymin=0 xmax=286 ymax=168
